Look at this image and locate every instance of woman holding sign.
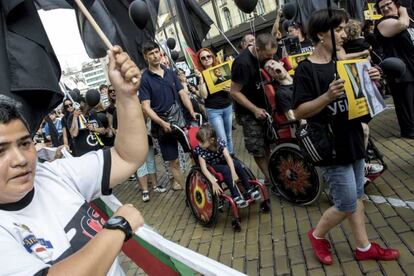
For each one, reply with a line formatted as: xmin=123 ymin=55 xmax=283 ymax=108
xmin=196 ymin=48 xmax=234 ymax=154
xmin=293 ymin=9 xmax=399 ymax=265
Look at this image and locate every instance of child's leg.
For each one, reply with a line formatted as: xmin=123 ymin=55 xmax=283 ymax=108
xmin=137 ymin=162 xmax=149 ymax=192
xmin=212 ymin=164 xmax=241 ymax=199
xmin=233 ymin=159 xmax=252 ymax=191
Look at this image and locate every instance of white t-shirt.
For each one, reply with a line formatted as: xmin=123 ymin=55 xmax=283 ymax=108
xmin=0 ymin=150 xmax=124 ymax=276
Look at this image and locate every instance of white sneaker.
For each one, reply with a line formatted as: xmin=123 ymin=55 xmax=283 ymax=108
xmin=250 ymin=190 xmax=261 ymax=201
xmin=154 ymin=186 xmax=167 ymax=193
xmin=234 ymin=196 xmax=248 ymax=208
xmin=365 ymin=163 xmax=383 ymax=175
xmin=142 ymin=192 xmax=150 ymax=202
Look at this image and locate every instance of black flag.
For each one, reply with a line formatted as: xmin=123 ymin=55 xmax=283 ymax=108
xmin=0 ymin=0 xmax=63 ymax=135
xmin=174 ymin=0 xmax=213 ymax=51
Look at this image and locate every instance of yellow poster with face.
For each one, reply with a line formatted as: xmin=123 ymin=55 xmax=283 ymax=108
xmin=337 ymin=59 xmax=378 ymax=120
xmin=287 ymin=52 xmax=312 ymax=75
xmin=202 ymin=61 xmax=233 ymax=94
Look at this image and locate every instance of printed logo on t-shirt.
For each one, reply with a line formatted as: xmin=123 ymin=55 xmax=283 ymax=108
xmin=327 ymin=98 xmax=349 ymax=116
xmin=14 ymin=223 xmax=53 ymax=263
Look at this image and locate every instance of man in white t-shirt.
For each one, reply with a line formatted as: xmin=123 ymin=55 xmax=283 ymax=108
xmin=0 ymin=46 xmax=147 ymax=276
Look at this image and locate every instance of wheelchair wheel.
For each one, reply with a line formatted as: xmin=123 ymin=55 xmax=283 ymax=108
xmin=185 ymin=167 xmax=219 ymax=227
xmin=268 ymin=143 xmax=322 ymax=205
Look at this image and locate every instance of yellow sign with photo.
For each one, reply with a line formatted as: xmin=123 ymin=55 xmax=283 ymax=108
xmin=287 ymin=52 xmax=312 ymax=75
xmin=364 ymin=3 xmax=383 ymax=20
xmin=202 ymin=61 xmax=233 ymax=94
xmin=337 ymin=59 xmax=386 ymax=120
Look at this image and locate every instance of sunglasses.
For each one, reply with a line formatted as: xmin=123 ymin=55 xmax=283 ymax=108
xmin=200 ymin=55 xmax=213 ymax=61
xmin=64 ymin=103 xmax=73 ymax=108
xmin=379 ymin=1 xmax=394 ymax=10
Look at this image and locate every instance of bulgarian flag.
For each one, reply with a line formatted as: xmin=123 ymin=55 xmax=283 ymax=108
xmin=92 ymin=195 xmax=246 ymax=276
xmin=181 ymin=40 xmax=200 ymax=70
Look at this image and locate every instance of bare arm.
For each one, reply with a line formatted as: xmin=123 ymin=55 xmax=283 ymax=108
xmin=294 ymin=79 xmax=345 ymax=119
xmin=223 ymin=148 xmax=237 ymax=180
xmin=69 ymin=111 xmax=80 ymax=138
xmin=141 ymin=100 xmax=171 ymax=132
xmin=108 ymin=47 xmax=148 ymax=187
xmin=62 ymin=127 xmax=69 ymax=147
xmin=337 ymin=47 xmax=370 ymax=61
xmin=378 ymin=7 xmax=410 ymax=37
xmin=195 ymin=69 xmax=208 ymax=99
xmin=230 ymin=81 xmax=266 ymax=119
xmin=198 ymin=156 xmax=223 ymax=195
xmin=47 ymin=204 xmax=144 ymax=276
xmin=271 ymin=7 xmax=282 ymax=39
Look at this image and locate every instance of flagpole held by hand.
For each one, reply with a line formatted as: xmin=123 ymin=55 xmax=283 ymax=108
xmin=73 ymin=0 xmax=139 ymax=84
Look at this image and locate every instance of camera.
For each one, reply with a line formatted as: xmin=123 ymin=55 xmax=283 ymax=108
xmin=282 ymin=36 xmax=301 ymax=56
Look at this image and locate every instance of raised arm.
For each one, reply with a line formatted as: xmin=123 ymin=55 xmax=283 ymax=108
xmin=271 ymin=7 xmax=283 ymax=39
xmin=377 ymin=6 xmax=410 ymax=37
xmin=108 ymin=47 xmax=148 ymax=187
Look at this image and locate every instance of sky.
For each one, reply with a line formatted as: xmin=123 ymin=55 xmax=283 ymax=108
xmin=38 ymin=9 xmax=92 ymax=70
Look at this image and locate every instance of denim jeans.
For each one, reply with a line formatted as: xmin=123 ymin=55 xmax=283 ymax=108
xmin=206 ymin=105 xmax=234 ymax=153
xmin=212 ymin=159 xmax=251 ymax=198
xmin=320 ymin=159 xmax=365 ymax=212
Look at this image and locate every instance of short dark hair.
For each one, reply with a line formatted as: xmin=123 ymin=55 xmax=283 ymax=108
xmin=142 ymin=41 xmax=160 ymax=55
xmin=99 ymin=84 xmax=108 ymax=91
xmin=307 ymin=9 xmax=349 ymax=44
xmin=375 ymin=0 xmax=401 ymax=13
xmin=256 ymin=33 xmax=278 ymax=50
xmin=241 ymin=33 xmax=254 ymax=43
xmin=0 ymin=103 xmax=29 ymax=131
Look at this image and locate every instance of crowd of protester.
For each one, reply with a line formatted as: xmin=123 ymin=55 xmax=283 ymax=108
xmin=16 ymin=0 xmax=414 ymax=273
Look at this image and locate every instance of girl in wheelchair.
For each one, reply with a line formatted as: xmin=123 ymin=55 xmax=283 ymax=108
xmin=194 ymin=124 xmax=261 ymax=208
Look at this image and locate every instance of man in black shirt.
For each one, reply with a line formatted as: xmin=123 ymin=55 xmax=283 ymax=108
xmin=231 ymin=33 xmax=277 ymax=183
xmin=375 ymin=1 xmax=414 ymax=138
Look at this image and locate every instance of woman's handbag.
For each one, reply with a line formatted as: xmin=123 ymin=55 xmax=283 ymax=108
xmin=296 ymin=121 xmax=336 ymax=165
xmin=295 ymin=61 xmax=336 ymax=166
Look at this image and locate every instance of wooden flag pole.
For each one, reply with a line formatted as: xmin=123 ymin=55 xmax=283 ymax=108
xmin=73 ymin=0 xmax=138 ymax=84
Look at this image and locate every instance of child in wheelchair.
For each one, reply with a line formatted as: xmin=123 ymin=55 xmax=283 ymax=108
xmin=194 ymin=124 xmax=261 ymax=208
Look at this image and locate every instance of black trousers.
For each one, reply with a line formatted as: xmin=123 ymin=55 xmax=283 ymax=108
xmin=389 ymin=81 xmax=414 ymax=137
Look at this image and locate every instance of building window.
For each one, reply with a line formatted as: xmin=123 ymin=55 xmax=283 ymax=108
xmin=256 ymin=0 xmax=265 ymax=15
xmin=223 ymin=8 xmax=232 ymax=29
xmin=239 ymin=10 xmax=247 ymax=22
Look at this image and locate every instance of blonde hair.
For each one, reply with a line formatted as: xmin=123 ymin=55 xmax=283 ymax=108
xmin=345 ymin=19 xmax=362 ymax=41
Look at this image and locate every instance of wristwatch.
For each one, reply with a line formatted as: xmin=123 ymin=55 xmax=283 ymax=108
xmin=103 ymin=216 xmax=134 ymax=241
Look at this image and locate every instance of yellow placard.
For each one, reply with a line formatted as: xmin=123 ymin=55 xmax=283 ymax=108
xmin=337 ymin=59 xmax=371 ymax=120
xmin=365 ymin=3 xmax=383 ymax=20
xmin=287 ymin=52 xmax=312 ymax=75
xmin=202 ymin=61 xmax=233 ymax=94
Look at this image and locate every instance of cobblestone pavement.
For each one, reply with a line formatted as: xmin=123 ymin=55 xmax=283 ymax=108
xmin=115 ymin=104 xmax=414 ymax=276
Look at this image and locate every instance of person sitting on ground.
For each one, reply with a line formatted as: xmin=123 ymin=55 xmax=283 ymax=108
xmin=264 ymin=59 xmax=296 ymax=120
xmin=0 ymin=46 xmax=146 ymax=275
xmin=195 ymin=124 xmax=261 ymax=208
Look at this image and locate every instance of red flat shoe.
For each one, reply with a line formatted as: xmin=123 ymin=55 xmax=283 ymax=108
xmin=307 ymin=229 xmax=333 ymax=265
xmin=355 ymin=242 xmax=400 ymax=261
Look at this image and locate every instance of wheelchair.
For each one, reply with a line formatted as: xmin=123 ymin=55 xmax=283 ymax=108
xmin=177 ymin=117 xmax=270 ymax=232
xmin=261 ymin=69 xmax=387 ymax=206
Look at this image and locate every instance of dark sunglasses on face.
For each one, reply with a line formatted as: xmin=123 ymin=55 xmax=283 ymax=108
xmin=109 ymin=89 xmax=115 ymax=93
xmin=200 ymin=55 xmax=213 ymax=61
xmin=64 ymin=103 xmax=73 ymax=108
